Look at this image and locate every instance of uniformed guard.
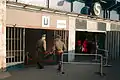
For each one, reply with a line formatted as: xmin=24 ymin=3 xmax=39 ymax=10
xmin=36 ymin=34 xmax=46 ymax=69
xmin=52 ymin=35 xmax=67 ymax=72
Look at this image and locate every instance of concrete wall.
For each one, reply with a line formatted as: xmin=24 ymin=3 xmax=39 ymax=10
xmin=7 ymin=0 xmax=119 ymax=20
xmin=6 ymin=8 xmax=69 ymax=30
xmin=0 ymin=0 xmax=6 ymax=69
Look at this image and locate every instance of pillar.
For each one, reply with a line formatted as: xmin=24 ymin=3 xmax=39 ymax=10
xmin=68 ymin=17 xmax=76 ymax=62
xmin=0 ymin=0 xmax=6 ymax=70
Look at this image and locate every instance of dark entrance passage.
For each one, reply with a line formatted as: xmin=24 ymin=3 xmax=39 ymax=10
xmin=25 ymin=29 xmax=68 ymax=65
xmin=75 ymin=31 xmax=106 ymax=62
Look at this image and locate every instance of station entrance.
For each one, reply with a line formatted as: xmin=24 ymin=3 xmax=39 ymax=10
xmin=6 ymin=27 xmax=68 ymax=67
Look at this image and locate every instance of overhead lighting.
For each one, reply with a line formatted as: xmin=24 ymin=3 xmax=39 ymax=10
xmin=55 ymin=11 xmax=66 ymax=15
xmin=67 ymin=13 xmax=78 ymax=17
xmin=7 ymin=4 xmax=23 ymax=8
xmin=78 ymin=15 xmax=87 ymax=18
xmin=25 ymin=6 xmax=41 ymax=11
xmin=41 ymin=9 xmax=54 ymax=12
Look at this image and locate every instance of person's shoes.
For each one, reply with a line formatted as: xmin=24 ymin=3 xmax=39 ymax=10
xmin=37 ymin=66 xmax=44 ymax=69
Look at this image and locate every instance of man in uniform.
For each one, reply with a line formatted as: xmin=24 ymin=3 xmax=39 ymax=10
xmin=36 ymin=34 xmax=46 ymax=69
xmin=52 ymin=35 xmax=67 ymax=72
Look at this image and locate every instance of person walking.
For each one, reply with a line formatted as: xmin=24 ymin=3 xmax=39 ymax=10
xmin=52 ymin=35 xmax=67 ymax=72
xmin=36 ymin=34 xmax=46 ymax=69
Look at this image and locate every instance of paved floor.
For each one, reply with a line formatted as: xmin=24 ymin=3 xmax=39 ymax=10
xmin=1 ymin=60 xmax=120 ymax=80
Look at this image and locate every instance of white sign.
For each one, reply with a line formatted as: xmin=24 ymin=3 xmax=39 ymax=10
xmin=93 ymin=2 xmax=101 ymax=16
xmin=42 ymin=16 xmax=50 ymax=27
xmin=87 ymin=20 xmax=98 ymax=32
xmin=57 ymin=20 xmax=66 ymax=29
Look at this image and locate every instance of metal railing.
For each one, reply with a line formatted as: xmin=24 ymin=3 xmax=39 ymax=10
xmin=61 ymin=53 xmax=104 ymax=76
xmin=97 ymin=48 xmax=112 ymax=67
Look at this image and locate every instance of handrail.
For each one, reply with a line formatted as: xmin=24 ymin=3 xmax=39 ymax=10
xmin=61 ymin=53 xmax=104 ymax=76
xmin=97 ymin=48 xmax=112 ymax=67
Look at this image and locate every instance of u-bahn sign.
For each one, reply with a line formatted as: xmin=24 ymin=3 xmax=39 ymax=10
xmin=42 ymin=16 xmax=50 ymax=27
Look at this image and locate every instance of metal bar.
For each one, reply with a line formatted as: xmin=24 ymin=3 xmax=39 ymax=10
xmin=14 ymin=27 xmax=15 ymax=62
xmin=20 ymin=28 xmax=22 ymax=62
xmin=17 ymin=28 xmax=19 ymax=62
xmin=8 ymin=27 xmax=10 ymax=63
xmin=23 ymin=28 xmax=25 ymax=61
xmin=63 ymin=62 xmax=100 ymax=65
xmin=108 ymin=11 xmax=110 ymax=19
xmin=100 ymin=55 xmax=103 ymax=76
xmin=62 ymin=53 xmax=104 ymax=76
xmin=11 ymin=27 xmax=12 ymax=63
xmin=63 ymin=53 xmax=102 ymax=57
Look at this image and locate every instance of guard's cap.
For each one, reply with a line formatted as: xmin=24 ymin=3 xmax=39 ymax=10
xmin=55 ymin=35 xmax=61 ymax=39
xmin=42 ymin=34 xmax=46 ymax=37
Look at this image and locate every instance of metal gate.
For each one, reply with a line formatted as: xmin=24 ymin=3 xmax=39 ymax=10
xmin=54 ymin=30 xmax=68 ymax=50
xmin=105 ymin=31 xmax=120 ymax=60
xmin=6 ymin=27 xmax=25 ymax=66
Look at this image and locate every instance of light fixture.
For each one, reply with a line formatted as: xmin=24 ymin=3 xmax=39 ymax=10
xmin=55 ymin=11 xmax=66 ymax=15
xmin=25 ymin=6 xmax=41 ymax=11
xmin=6 ymin=3 xmax=23 ymax=8
xmin=41 ymin=9 xmax=54 ymax=12
xmin=67 ymin=13 xmax=78 ymax=17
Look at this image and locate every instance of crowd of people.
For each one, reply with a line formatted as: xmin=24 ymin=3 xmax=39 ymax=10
xmin=75 ymin=39 xmax=98 ymax=54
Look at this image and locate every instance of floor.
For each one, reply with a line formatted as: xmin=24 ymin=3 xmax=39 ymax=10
xmin=1 ymin=60 xmax=120 ymax=80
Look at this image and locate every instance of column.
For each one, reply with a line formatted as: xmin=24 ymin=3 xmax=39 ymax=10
xmin=68 ymin=17 xmax=76 ymax=62
xmin=0 ymin=0 xmax=6 ymax=70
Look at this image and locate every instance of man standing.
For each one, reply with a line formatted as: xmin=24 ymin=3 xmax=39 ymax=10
xmin=36 ymin=34 xmax=46 ymax=69
xmin=52 ymin=35 xmax=67 ymax=72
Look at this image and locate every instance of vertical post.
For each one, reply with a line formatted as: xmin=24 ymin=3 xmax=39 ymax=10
xmin=8 ymin=28 xmax=10 ymax=64
xmin=17 ymin=28 xmax=18 ymax=62
xmin=47 ymin=0 xmax=49 ymax=8
xmin=108 ymin=10 xmax=111 ymax=19
xmin=119 ymin=14 xmax=120 ymax=20
xmin=100 ymin=55 xmax=103 ymax=76
xmin=0 ymin=0 xmax=6 ymax=70
xmin=11 ymin=28 xmax=12 ymax=63
xmin=106 ymin=10 xmax=108 ymax=19
xmin=23 ymin=28 xmax=25 ymax=62
xmin=103 ymin=10 xmax=106 ymax=18
xmin=71 ymin=2 xmax=73 ymax=12
xmin=20 ymin=28 xmax=22 ymax=62
xmin=14 ymin=27 xmax=15 ymax=63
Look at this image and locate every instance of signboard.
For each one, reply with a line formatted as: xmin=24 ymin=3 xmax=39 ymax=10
xmin=57 ymin=20 xmax=66 ymax=29
xmin=42 ymin=16 xmax=50 ymax=27
xmin=93 ymin=2 xmax=101 ymax=16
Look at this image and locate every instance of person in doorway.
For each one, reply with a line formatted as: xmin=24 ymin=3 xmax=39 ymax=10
xmin=75 ymin=40 xmax=82 ymax=53
xmin=52 ymin=35 xmax=67 ymax=72
xmin=82 ymin=39 xmax=88 ymax=53
xmin=36 ymin=34 xmax=46 ymax=69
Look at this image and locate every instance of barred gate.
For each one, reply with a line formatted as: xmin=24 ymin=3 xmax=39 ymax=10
xmin=6 ymin=27 xmax=25 ymax=66
xmin=105 ymin=31 xmax=120 ymax=60
xmin=54 ymin=30 xmax=69 ymax=50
